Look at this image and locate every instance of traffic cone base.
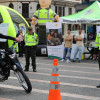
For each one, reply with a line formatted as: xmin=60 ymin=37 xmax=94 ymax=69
xmin=48 ymin=59 xmax=61 ymax=100
xmin=48 ymin=89 xmax=61 ymax=100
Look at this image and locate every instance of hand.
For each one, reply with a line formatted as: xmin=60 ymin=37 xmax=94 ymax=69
xmin=75 ymin=38 xmax=78 ymax=41
xmin=93 ymin=54 xmax=97 ymax=59
xmin=55 ymin=15 xmax=59 ymax=22
xmin=31 ymin=17 xmax=37 ymax=25
xmin=31 ymin=21 xmax=36 ymax=25
xmin=21 ymin=33 xmax=24 ymax=37
xmin=68 ymin=38 xmax=71 ymax=41
xmin=15 ymin=37 xmax=20 ymax=43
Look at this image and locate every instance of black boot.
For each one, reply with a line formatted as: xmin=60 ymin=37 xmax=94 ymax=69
xmin=96 ymin=85 xmax=100 ymax=88
xmin=24 ymin=66 xmax=29 ymax=71
xmin=33 ymin=69 xmax=37 ymax=72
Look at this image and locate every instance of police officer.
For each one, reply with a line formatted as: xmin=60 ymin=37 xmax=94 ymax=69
xmin=94 ymin=32 xmax=100 ymax=88
xmin=24 ymin=27 xmax=39 ymax=72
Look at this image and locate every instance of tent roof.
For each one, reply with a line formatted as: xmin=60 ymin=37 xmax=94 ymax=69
xmin=60 ymin=1 xmax=100 ymax=24
xmin=0 ymin=5 xmax=29 ymax=28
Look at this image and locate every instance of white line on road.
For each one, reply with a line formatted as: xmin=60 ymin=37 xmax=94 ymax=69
xmin=37 ymin=67 xmax=100 ymax=75
xmin=0 ymin=84 xmax=99 ymax=100
xmin=36 ymin=58 xmax=98 ymax=66
xmin=9 ymin=77 xmax=96 ymax=89
xmin=0 ymin=97 xmax=12 ymax=100
xmin=20 ymin=62 xmax=99 ymax=70
xmin=27 ymin=72 xmax=100 ymax=81
xmin=37 ymin=63 xmax=98 ymax=70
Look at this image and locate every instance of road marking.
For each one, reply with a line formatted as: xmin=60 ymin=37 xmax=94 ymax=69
xmin=9 ymin=77 xmax=96 ymax=89
xmin=21 ymin=62 xmax=99 ymax=70
xmin=0 ymin=84 xmax=99 ymax=100
xmin=37 ymin=63 xmax=98 ymax=70
xmin=36 ymin=58 xmax=98 ymax=65
xmin=37 ymin=67 xmax=100 ymax=75
xmin=19 ymin=57 xmax=98 ymax=66
xmin=20 ymin=62 xmax=100 ymax=75
xmin=26 ymin=72 xmax=100 ymax=81
xmin=21 ymin=61 xmax=98 ymax=70
xmin=0 ymin=97 xmax=12 ymax=100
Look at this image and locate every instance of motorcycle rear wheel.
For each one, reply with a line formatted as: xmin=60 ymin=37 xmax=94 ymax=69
xmin=15 ymin=69 xmax=32 ymax=93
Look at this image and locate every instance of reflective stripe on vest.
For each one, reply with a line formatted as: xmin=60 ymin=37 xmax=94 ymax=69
xmin=25 ymin=33 xmax=38 ymax=46
xmin=38 ymin=9 xmax=53 ymax=25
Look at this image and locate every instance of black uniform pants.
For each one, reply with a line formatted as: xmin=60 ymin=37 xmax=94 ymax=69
xmin=18 ymin=41 xmax=24 ymax=57
xmin=98 ymin=51 xmax=100 ymax=70
xmin=25 ymin=46 xmax=36 ymax=70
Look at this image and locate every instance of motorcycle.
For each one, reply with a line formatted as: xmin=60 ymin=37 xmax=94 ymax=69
xmin=0 ymin=42 xmax=32 ymax=93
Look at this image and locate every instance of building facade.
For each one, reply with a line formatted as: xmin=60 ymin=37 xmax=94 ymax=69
xmin=0 ymin=0 xmax=81 ymax=36
xmin=76 ymin=0 xmax=100 ymax=12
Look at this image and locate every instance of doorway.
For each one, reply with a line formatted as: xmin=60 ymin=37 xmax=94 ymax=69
xmin=22 ymin=3 xmax=29 ymax=18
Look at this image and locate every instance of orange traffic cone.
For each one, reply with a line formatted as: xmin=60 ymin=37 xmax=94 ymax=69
xmin=48 ymin=59 xmax=61 ymax=100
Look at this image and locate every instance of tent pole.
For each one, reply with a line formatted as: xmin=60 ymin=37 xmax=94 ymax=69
xmin=86 ymin=24 xmax=88 ymax=44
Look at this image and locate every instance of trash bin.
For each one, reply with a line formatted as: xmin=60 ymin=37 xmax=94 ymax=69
xmin=81 ymin=54 xmax=85 ymax=60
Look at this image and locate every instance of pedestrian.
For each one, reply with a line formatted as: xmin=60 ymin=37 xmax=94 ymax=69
xmin=94 ymin=32 xmax=100 ymax=88
xmin=24 ymin=26 xmax=39 ymax=72
xmin=17 ymin=30 xmax=24 ymax=57
xmin=61 ymin=29 xmax=73 ymax=62
xmin=72 ymin=28 xmax=84 ymax=63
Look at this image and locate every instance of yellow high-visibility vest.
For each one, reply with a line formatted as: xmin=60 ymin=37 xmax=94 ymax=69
xmin=13 ymin=43 xmax=19 ymax=53
xmin=34 ymin=8 xmax=56 ymax=25
xmin=25 ymin=32 xmax=39 ymax=46
xmin=95 ymin=33 xmax=100 ymax=49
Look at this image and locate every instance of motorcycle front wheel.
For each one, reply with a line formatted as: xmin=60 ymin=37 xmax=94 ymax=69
xmin=15 ymin=69 xmax=32 ymax=93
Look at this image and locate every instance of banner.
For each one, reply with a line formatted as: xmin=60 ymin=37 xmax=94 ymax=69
xmin=46 ymin=22 xmax=63 ymax=59
xmin=19 ymin=23 xmax=26 ymax=34
xmin=96 ymin=26 xmax=100 ymax=34
xmin=0 ymin=23 xmax=9 ymax=42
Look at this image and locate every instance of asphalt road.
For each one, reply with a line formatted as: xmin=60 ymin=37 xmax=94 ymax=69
xmin=0 ymin=56 xmax=100 ymax=100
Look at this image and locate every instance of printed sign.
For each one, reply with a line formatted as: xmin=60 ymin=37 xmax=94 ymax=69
xmin=0 ymin=23 xmax=9 ymax=42
xmin=46 ymin=22 xmax=63 ymax=59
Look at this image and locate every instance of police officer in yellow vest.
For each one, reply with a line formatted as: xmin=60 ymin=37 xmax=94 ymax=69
xmin=31 ymin=0 xmax=59 ymax=45
xmin=24 ymin=27 xmax=39 ymax=72
xmin=94 ymin=32 xmax=100 ymax=88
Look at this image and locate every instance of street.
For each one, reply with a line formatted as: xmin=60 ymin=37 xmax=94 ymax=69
xmin=0 ymin=57 xmax=100 ymax=100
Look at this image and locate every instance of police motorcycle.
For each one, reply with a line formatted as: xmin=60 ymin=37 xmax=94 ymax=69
xmin=0 ymin=42 xmax=32 ymax=93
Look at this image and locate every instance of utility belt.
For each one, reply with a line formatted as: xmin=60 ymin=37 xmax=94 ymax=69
xmin=25 ymin=45 xmax=37 ymax=49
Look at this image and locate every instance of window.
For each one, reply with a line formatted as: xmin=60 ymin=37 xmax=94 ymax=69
xmin=84 ymin=0 xmax=89 ymax=2
xmin=68 ymin=24 xmax=71 ymax=30
xmin=63 ymin=7 xmax=65 ymax=16
xmin=69 ymin=8 xmax=72 ymax=15
xmin=37 ymin=3 xmax=40 ymax=10
xmin=55 ymin=6 xmax=65 ymax=17
xmin=22 ymin=3 xmax=29 ymax=18
xmin=62 ymin=24 xmax=64 ymax=35
xmin=59 ymin=6 xmax=62 ymax=17
xmin=55 ymin=6 xmax=57 ymax=13
xmin=9 ymin=3 xmax=14 ymax=9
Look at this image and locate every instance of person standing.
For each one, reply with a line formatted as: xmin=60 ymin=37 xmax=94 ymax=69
xmin=94 ymin=32 xmax=100 ymax=88
xmin=72 ymin=28 xmax=84 ymax=63
xmin=17 ymin=30 xmax=24 ymax=57
xmin=24 ymin=27 xmax=39 ymax=72
xmin=61 ymin=29 xmax=73 ymax=62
